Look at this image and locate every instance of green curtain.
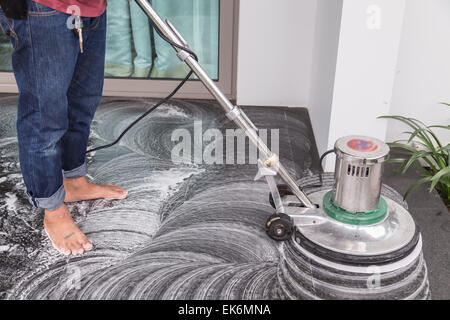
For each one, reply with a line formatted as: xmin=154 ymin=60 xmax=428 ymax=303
xmin=105 ymin=0 xmax=153 ymax=78
xmin=105 ymin=0 xmax=219 ymax=80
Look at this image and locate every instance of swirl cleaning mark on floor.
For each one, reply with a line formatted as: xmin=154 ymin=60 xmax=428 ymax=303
xmin=0 ymin=96 xmax=321 ymax=300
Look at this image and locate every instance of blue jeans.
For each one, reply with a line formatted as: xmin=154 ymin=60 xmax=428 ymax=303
xmin=0 ymin=0 xmax=107 ymax=210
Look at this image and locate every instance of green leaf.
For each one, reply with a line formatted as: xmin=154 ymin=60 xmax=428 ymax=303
xmin=386 ymin=158 xmax=409 ymax=164
xmin=430 ymin=166 xmax=450 ymax=191
xmin=425 ymin=126 xmax=444 ymax=149
xmin=429 ymin=125 xmax=450 ymax=130
xmin=389 ymin=139 xmax=446 ymax=172
xmin=389 ymin=142 xmax=440 ymax=172
xmin=381 ymin=116 xmax=447 ymax=152
xmin=378 ymin=116 xmax=421 ymax=132
xmin=439 ymin=178 xmax=450 ymax=188
xmin=404 ymin=176 xmax=434 ymax=200
xmin=412 ymin=161 xmax=434 ymax=176
xmin=380 ymin=110 xmax=450 ymax=200
xmin=407 ymin=128 xmax=426 ymax=144
xmin=436 ymin=143 xmax=450 ymax=153
xmin=401 ymin=150 xmax=436 ymax=174
xmin=390 ymin=149 xmax=415 ymax=156
xmin=405 ymin=118 xmax=438 ymax=153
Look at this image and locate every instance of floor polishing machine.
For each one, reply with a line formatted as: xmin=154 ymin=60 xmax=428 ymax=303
xmin=129 ymin=0 xmax=430 ymax=299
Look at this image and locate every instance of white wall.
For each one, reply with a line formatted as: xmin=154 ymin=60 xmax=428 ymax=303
xmin=386 ymin=0 xmax=450 ymax=144
xmin=236 ymin=0 xmax=317 ymax=107
xmin=235 ymin=0 xmax=449 ymax=171
xmin=308 ymin=0 xmax=343 ymax=156
xmin=324 ymin=0 xmax=406 ymax=170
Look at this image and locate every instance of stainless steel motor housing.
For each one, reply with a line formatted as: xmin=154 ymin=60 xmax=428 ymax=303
xmin=333 ymin=135 xmax=390 ymax=213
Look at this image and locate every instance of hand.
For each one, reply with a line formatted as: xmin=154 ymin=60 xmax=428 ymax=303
xmin=0 ymin=0 xmax=27 ymax=19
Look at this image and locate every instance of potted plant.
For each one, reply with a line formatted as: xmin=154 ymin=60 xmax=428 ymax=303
xmin=379 ymin=104 xmax=449 ymax=209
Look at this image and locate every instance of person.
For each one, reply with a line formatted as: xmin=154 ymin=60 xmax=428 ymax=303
xmin=0 ymin=0 xmax=128 ymax=256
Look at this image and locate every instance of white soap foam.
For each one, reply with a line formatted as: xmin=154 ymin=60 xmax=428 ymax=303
xmin=141 ymin=167 xmax=205 ymax=196
xmin=0 ymin=137 xmax=18 ymax=148
xmin=4 ymin=192 xmax=18 ymax=212
xmin=152 ymin=104 xmax=190 ymax=118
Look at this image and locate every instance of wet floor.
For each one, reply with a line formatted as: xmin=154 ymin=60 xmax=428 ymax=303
xmin=0 ymin=95 xmax=321 ymax=299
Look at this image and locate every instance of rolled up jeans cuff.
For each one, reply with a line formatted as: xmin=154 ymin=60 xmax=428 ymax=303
xmin=63 ymin=162 xmax=88 ymax=179
xmin=30 ymin=184 xmax=66 ymax=211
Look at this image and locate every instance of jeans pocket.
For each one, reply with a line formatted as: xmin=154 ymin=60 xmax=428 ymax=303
xmin=28 ymin=2 xmax=59 ymax=16
xmin=0 ymin=14 xmax=8 ymax=34
xmin=0 ymin=14 xmax=18 ymax=49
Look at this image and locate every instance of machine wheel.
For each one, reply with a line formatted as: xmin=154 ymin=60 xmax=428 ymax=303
xmin=266 ymin=213 xmax=293 ymax=241
xmin=268 ymin=184 xmax=294 ymax=209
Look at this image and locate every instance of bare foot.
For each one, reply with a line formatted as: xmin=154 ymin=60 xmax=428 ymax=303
xmin=64 ymin=176 xmax=128 ymax=203
xmin=44 ymin=204 xmax=93 ymax=255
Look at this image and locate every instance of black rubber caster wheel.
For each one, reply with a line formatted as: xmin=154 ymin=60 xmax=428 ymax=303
xmin=269 ymin=184 xmax=293 ymax=209
xmin=266 ymin=213 xmax=293 ymax=241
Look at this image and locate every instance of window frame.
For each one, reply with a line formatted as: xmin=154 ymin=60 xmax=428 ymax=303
xmin=0 ymin=0 xmax=239 ymax=100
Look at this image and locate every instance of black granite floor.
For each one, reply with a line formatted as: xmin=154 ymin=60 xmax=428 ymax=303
xmin=0 ymin=94 xmax=448 ymax=299
xmin=0 ymin=95 xmax=320 ymax=299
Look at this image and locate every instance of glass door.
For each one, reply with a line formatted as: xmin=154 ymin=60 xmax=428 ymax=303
xmin=0 ymin=0 xmax=238 ymax=99
xmin=106 ymin=0 xmax=219 ymax=80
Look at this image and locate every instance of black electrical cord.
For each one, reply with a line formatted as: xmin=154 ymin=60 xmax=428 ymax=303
xmin=320 ymin=149 xmax=335 ymax=170
xmin=152 ymin=18 xmax=199 ymax=62
xmin=86 ymin=70 xmax=194 ymax=154
xmin=302 ymin=149 xmax=335 ymax=189
xmin=317 ymin=149 xmax=335 ymax=187
xmin=86 ymin=19 xmax=199 ymax=154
